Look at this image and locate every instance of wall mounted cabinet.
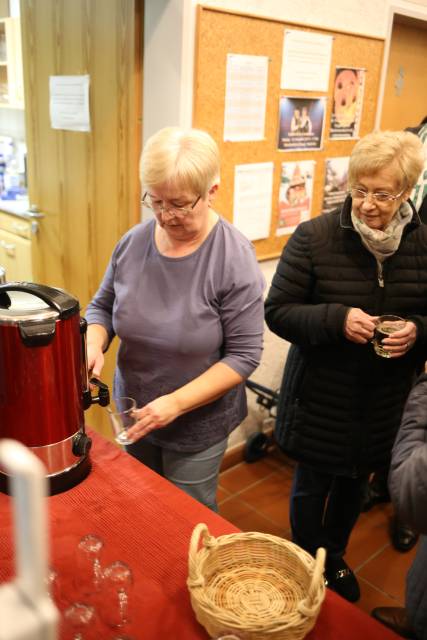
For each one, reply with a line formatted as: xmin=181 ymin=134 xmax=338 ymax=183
xmin=0 ymin=17 xmax=23 ymax=109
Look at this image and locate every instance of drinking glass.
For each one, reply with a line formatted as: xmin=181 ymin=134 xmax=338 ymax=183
xmin=100 ymin=561 xmax=134 ymax=628
xmin=372 ymin=314 xmax=406 ymax=358
xmin=46 ymin=566 xmax=61 ymax=605
xmin=75 ymin=534 xmax=104 ymax=597
xmin=62 ymin=602 xmax=96 ymax=640
xmin=107 ymin=397 xmax=137 ymax=445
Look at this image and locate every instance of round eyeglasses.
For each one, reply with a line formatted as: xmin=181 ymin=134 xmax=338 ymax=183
xmin=141 ymin=192 xmax=201 ymax=218
xmin=349 ymin=187 xmax=405 ymax=204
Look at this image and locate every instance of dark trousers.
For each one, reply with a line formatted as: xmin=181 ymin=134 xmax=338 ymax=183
xmin=290 ymin=463 xmax=369 ymax=562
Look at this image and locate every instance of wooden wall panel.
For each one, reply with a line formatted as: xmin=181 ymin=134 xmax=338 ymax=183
xmin=21 ymin=0 xmax=142 ymax=301
xmin=194 ymin=7 xmax=384 ymax=260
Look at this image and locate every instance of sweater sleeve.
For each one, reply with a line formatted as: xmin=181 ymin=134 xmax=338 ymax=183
xmin=389 ymin=374 xmax=427 ymax=534
xmin=264 ymin=221 xmax=349 ymax=346
xmin=219 ymin=241 xmax=265 ymax=379
xmin=85 ymin=251 xmax=117 ymax=346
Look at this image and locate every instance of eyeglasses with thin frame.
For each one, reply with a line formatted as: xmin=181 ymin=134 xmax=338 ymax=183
xmin=141 ymin=192 xmax=201 ymax=218
xmin=349 ymin=187 xmax=406 ymax=204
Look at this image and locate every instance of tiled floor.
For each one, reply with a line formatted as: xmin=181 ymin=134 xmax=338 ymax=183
xmin=218 ymin=447 xmax=417 ymax=618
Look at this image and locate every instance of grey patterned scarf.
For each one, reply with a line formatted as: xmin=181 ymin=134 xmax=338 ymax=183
xmin=351 ymin=201 xmax=413 ymax=262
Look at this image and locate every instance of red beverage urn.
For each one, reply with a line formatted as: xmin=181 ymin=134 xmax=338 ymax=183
xmin=0 ymin=281 xmax=109 ymax=495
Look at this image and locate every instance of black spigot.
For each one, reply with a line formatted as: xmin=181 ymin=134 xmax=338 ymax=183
xmin=83 ymin=377 xmax=110 ymax=410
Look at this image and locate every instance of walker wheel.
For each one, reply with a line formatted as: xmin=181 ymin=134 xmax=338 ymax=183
xmin=244 ymin=432 xmax=269 ymax=463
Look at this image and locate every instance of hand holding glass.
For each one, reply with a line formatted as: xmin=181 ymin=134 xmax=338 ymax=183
xmin=372 ymin=315 xmax=406 ymax=358
xmin=107 ymin=397 xmax=137 ymax=445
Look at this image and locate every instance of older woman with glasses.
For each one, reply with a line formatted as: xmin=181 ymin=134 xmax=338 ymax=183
xmin=265 ymin=130 xmax=427 ymax=603
xmin=85 ymin=127 xmax=264 ymax=511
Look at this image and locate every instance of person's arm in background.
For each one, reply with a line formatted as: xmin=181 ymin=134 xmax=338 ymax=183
xmin=86 ymin=324 xmax=109 ymax=378
xmin=264 ymin=218 xmax=376 ymax=347
xmin=128 ymin=242 xmax=265 ymax=440
xmin=85 ymin=252 xmax=117 ymax=377
xmin=389 ymin=373 xmax=427 ymax=534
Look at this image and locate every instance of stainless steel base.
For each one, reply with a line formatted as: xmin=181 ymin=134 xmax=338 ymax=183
xmin=0 ymin=431 xmax=92 ymax=496
xmin=0 ymin=455 xmax=91 ymax=496
xmin=30 ymin=432 xmax=82 ymax=476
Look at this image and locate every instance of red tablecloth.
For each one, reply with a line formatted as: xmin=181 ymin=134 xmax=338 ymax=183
xmin=0 ymin=431 xmax=400 ymax=639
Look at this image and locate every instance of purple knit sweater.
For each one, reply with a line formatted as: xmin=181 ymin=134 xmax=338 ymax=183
xmin=86 ymin=217 xmax=265 ymax=452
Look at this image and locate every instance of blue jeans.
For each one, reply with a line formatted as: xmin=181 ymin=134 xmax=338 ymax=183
xmin=290 ymin=463 xmax=369 ymax=561
xmin=125 ymin=437 xmax=228 ymax=512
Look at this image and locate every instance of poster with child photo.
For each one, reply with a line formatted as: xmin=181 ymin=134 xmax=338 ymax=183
xmin=277 ymin=160 xmax=315 ymax=235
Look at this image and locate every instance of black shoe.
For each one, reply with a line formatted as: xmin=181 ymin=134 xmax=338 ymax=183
xmin=390 ymin=517 xmax=419 ymax=552
xmin=361 ymin=479 xmax=390 ymax=513
xmin=325 ymin=557 xmax=360 ymax=602
xmin=372 ymin=607 xmax=415 ymax=639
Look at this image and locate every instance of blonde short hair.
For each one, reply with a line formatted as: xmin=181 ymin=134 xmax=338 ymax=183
xmin=140 ymin=127 xmax=220 ymax=197
xmin=348 ymin=130 xmax=425 ymax=190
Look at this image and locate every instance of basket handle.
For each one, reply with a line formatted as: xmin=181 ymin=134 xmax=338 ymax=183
xmin=298 ymin=547 xmax=326 ymax=617
xmin=188 ymin=522 xmax=213 ymax=587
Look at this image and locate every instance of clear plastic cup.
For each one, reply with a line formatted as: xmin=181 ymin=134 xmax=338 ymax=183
xmin=107 ymin=397 xmax=137 ymax=445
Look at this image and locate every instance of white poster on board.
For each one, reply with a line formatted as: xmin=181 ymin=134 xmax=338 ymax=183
xmin=49 ymin=75 xmax=91 ymax=132
xmin=281 ymin=29 xmax=333 ymax=91
xmin=233 ymin=162 xmax=273 ymax=241
xmin=224 ymin=54 xmax=269 ymax=141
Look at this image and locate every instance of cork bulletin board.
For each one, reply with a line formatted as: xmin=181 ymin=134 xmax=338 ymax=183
xmin=193 ymin=6 xmax=385 ymax=261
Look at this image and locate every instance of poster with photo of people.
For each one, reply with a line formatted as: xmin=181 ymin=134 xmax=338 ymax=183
xmin=278 ymin=97 xmax=326 ymax=151
xmin=277 ymin=160 xmax=315 ymax=235
xmin=330 ymin=67 xmax=365 ymax=139
xmin=322 ymin=156 xmax=350 ymax=214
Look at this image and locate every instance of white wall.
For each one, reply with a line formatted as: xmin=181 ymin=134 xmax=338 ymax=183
xmin=143 ymin=1 xmax=186 ymax=143
xmin=143 ymin=0 xmax=427 ymax=141
xmin=198 ymin=0 xmax=427 ymax=38
xmin=143 ymin=0 xmax=196 ymax=143
xmin=199 ymin=0 xmax=388 ymax=38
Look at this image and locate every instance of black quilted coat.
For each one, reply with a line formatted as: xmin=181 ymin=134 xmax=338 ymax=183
xmin=265 ymin=196 xmax=427 ymax=477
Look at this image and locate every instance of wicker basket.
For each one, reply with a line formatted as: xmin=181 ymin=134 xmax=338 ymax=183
xmin=187 ymin=523 xmax=326 ymax=640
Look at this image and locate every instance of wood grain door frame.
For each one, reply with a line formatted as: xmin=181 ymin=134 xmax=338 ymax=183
xmin=375 ymin=4 xmax=427 ymax=129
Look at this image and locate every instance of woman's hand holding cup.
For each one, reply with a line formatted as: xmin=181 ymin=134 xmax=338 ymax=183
xmin=344 ymin=308 xmax=378 ymax=344
xmin=373 ymin=316 xmax=417 ymax=358
xmin=126 ymin=394 xmax=182 ymax=441
xmin=345 ymin=309 xmax=417 ymax=357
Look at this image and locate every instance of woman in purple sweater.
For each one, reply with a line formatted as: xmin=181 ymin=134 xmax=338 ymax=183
xmin=85 ymin=127 xmax=265 ymax=510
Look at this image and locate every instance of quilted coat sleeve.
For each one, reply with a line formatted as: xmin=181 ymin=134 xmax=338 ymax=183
xmin=265 ymin=220 xmax=349 ymax=347
xmin=389 ymin=374 xmax=427 ymax=534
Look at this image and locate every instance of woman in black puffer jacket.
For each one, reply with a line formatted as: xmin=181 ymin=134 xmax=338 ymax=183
xmin=265 ymin=130 xmax=427 ymax=603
